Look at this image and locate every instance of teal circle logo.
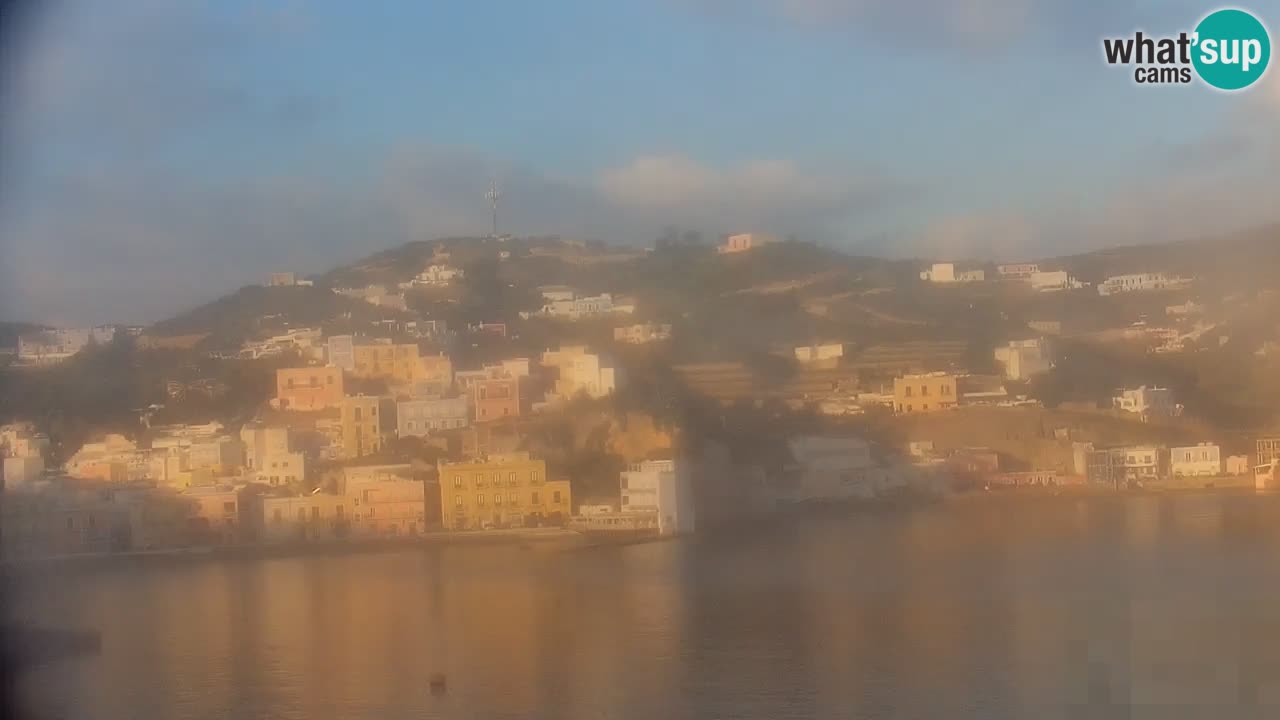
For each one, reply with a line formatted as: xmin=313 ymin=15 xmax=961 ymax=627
xmin=1192 ymin=9 xmax=1271 ymax=90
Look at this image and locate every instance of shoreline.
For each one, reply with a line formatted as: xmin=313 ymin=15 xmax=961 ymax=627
xmin=5 ymin=485 xmax=1271 ymax=573
xmin=1 ymin=526 xmax=585 ymax=574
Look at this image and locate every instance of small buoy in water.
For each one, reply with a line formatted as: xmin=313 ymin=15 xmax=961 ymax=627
xmin=429 ymin=673 xmax=447 ymax=694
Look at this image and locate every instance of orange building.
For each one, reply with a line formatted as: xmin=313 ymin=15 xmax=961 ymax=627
xmin=276 ymin=366 xmax=344 ymax=411
xmin=472 ymin=376 xmax=520 ymax=423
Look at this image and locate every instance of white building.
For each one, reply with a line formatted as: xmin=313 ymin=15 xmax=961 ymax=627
xmin=240 ymin=327 xmax=325 ymax=361
xmin=1098 ymin=272 xmax=1189 ymax=296
xmin=538 ymin=293 xmax=631 ymax=320
xmin=1170 ymin=443 xmax=1221 ymax=477
xmin=403 ymin=264 xmax=464 ymax=287
xmin=920 ymin=263 xmax=984 ymax=283
xmin=794 ymin=343 xmax=845 ymax=364
xmin=1028 ymin=271 xmax=1081 ymax=291
xmin=3 ymin=456 xmax=45 ymax=489
xmin=240 ymin=425 xmax=305 ymax=486
xmin=397 ymin=397 xmax=469 ymax=437
xmin=538 ymin=286 xmax=576 ymax=303
xmin=541 ymin=346 xmax=620 ymax=400
xmin=1113 ymin=386 xmax=1176 ymax=418
xmin=327 ymin=335 xmax=356 ymax=371
xmin=619 ymin=459 xmax=696 ymax=536
xmin=17 ymin=326 xmax=116 ymax=365
xmin=614 ymin=323 xmax=672 ymax=344
xmin=717 ymin=233 xmax=780 ymax=254
xmin=993 ymin=339 xmax=1053 ymax=381
xmin=997 ymin=263 xmax=1040 ymax=278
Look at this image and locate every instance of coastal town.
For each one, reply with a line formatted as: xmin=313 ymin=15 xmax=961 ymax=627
xmin=2 ymin=231 xmax=1279 ymax=562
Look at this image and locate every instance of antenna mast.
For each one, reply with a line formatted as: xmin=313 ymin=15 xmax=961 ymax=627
xmin=486 ymin=181 xmax=501 ymax=238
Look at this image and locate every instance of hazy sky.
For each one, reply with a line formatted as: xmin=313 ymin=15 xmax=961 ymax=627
xmin=2 ymin=0 xmax=1278 ymax=325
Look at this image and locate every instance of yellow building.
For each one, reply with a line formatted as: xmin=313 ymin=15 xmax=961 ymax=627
xmin=893 ymin=372 xmax=958 ymax=414
xmin=437 ymin=452 xmax=571 ymax=530
xmin=339 ymin=395 xmax=395 ymax=459
xmin=352 ymin=342 xmax=421 ymax=384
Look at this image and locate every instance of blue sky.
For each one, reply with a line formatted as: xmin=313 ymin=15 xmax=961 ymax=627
xmin=2 ymin=0 xmax=1278 ymax=324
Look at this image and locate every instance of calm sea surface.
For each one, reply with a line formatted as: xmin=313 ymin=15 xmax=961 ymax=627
xmin=11 ymin=492 xmax=1280 ymax=719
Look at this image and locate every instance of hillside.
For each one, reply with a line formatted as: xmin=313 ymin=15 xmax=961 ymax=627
xmin=146 ymin=285 xmax=410 ymax=349
xmin=1041 ymin=223 xmax=1280 ymax=286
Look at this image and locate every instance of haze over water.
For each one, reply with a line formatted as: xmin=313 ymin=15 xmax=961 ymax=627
xmin=12 ymin=492 xmax=1280 ymax=719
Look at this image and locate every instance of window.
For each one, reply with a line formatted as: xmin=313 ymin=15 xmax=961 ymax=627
xmin=921 ymin=385 xmax=929 ymax=397
xmin=475 ymin=473 xmax=484 ymax=487
xmin=335 ymin=506 xmax=345 ymax=520
xmin=477 ymin=494 xmax=485 ymax=506
xmin=922 ymin=404 xmax=929 ymax=411
xmin=354 ymin=407 xmax=362 ymax=421
xmin=622 ymin=495 xmax=629 ymax=505
xmin=494 ymin=494 xmax=502 ymax=506
xmin=531 ymin=470 xmax=541 ymax=483
xmin=508 ymin=493 xmax=516 ymax=504
xmin=223 ymin=501 xmax=236 ymax=513
xmin=367 ymin=507 xmax=375 ymax=518
xmin=492 ymin=472 xmax=500 ymax=485
xmin=454 ymin=495 xmax=463 ymax=508
xmin=311 ymin=506 xmax=320 ymax=520
xmin=553 ymin=491 xmax=562 ymax=504
xmin=531 ymin=491 xmax=539 ymax=504
xmin=904 ymin=386 xmax=913 ymax=398
xmin=453 ymin=475 xmax=463 ymax=489
xmin=272 ymin=509 xmax=282 ymax=523
xmin=508 ymin=472 xmax=517 ymax=485
xmin=942 ymin=385 xmax=952 ymax=396
xmin=327 ymin=375 xmax=333 ymax=385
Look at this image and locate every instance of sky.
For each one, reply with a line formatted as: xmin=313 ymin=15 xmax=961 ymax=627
xmin=1 ymin=0 xmax=1278 ymax=325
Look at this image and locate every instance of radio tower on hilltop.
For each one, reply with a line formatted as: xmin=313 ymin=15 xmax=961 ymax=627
xmin=486 ymin=181 xmax=501 ymax=238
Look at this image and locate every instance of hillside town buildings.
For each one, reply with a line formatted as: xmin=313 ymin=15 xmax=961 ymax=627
xmin=920 ymin=263 xmax=985 ymax=283
xmin=1098 ymin=272 xmax=1190 ymax=296
xmin=17 ymin=326 xmax=116 ymax=365
xmin=541 ymin=346 xmax=620 ymax=401
xmin=717 ymin=232 xmax=780 ymax=254
xmin=893 ymin=372 xmax=958 ymax=414
xmin=275 ymin=366 xmax=344 ymax=411
xmin=1112 ymin=386 xmax=1176 ymax=419
xmin=614 ymin=323 xmax=672 ymax=344
xmin=994 ymin=339 xmax=1052 ymax=381
xmin=437 ymin=453 xmax=571 ymax=530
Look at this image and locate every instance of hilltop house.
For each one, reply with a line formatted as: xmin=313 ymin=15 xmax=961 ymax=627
xmin=920 ymin=263 xmax=984 ymax=283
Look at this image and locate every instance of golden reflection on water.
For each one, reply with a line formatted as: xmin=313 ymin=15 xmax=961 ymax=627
xmin=15 ymin=493 xmax=1280 ymax=719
